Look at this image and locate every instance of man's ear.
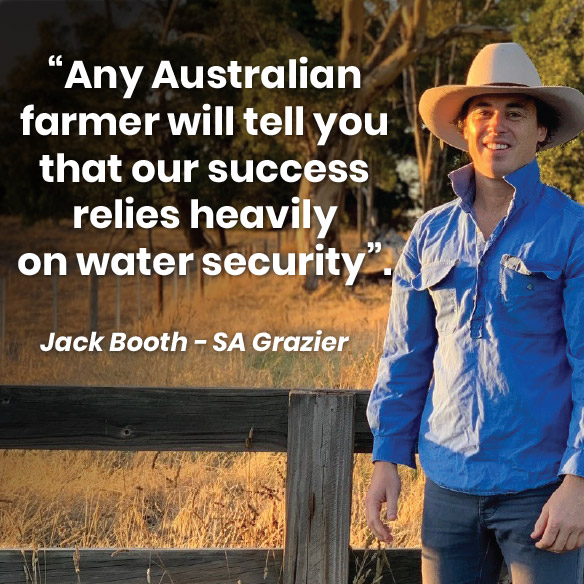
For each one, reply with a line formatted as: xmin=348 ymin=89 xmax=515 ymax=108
xmin=537 ymin=125 xmax=547 ymax=145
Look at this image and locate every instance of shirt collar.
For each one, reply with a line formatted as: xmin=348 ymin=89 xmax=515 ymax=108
xmin=448 ymin=157 xmax=542 ymax=213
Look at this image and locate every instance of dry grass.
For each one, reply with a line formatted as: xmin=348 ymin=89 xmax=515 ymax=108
xmin=0 ymin=216 xmax=424 ymax=551
xmin=0 ymin=450 xmax=424 ymax=550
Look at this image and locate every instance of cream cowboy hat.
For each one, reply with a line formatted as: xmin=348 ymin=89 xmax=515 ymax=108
xmin=418 ymin=42 xmax=584 ymax=151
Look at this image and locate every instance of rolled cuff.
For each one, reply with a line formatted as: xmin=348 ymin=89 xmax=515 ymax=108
xmin=558 ymin=446 xmax=584 ymax=478
xmin=372 ymin=434 xmax=417 ymax=469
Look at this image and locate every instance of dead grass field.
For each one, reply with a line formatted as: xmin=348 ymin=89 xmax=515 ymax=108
xmin=0 ymin=215 xmax=424 ymax=551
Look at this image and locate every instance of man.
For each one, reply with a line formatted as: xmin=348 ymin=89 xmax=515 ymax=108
xmin=365 ymin=42 xmax=584 ymax=583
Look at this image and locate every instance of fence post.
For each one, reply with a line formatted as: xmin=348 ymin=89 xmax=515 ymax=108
xmin=136 ymin=270 xmax=142 ymax=334
xmin=197 ymin=258 xmax=205 ymax=299
xmin=284 ymin=390 xmax=355 ymax=584
xmin=89 ymin=273 xmax=98 ymax=333
xmin=52 ymin=273 xmax=58 ymax=332
xmin=175 ymin=269 xmax=180 ymax=306
xmin=357 ymin=186 xmax=363 ymax=246
xmin=0 ymin=276 xmax=5 ymax=352
xmin=157 ymin=274 xmax=163 ymax=316
xmin=115 ymin=275 xmax=121 ymax=329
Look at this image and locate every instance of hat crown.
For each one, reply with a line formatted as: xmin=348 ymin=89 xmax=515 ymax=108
xmin=466 ymin=42 xmax=542 ymax=87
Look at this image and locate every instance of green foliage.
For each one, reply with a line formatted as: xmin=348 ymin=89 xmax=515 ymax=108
xmin=312 ymin=0 xmax=344 ymax=22
xmin=0 ymin=0 xmax=346 ymax=225
xmin=515 ymin=0 xmax=584 ymax=201
xmin=3 ymin=0 xmax=571 ymax=232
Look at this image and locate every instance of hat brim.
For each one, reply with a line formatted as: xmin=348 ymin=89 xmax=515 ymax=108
xmin=419 ymin=84 xmax=584 ymax=151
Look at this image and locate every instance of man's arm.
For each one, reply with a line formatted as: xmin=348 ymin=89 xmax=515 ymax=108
xmin=365 ymin=223 xmax=438 ymax=542
xmin=531 ymin=224 xmax=584 ymax=552
xmin=366 ymin=224 xmax=438 ymax=467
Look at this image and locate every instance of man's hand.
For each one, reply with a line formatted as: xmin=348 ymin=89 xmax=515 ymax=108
xmin=365 ymin=461 xmax=401 ymax=544
xmin=531 ymin=475 xmax=584 ymax=553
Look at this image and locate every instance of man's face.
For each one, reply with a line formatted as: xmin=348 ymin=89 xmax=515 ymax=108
xmin=462 ymin=94 xmax=547 ymax=178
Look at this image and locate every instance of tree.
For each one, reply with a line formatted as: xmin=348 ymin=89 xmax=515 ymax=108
xmin=297 ymin=0 xmax=513 ymax=289
xmin=515 ymin=0 xmax=584 ymax=202
xmin=0 ymin=0 xmax=344 ymax=250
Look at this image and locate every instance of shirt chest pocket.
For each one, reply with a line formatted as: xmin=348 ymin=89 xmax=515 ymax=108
xmin=412 ymin=261 xmax=458 ymax=334
xmin=499 ymin=254 xmax=564 ymax=334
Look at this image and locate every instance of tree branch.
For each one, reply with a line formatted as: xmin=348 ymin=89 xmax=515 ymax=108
xmin=364 ymin=8 xmax=403 ymax=72
xmin=174 ymin=32 xmax=213 ymax=44
xmin=471 ymin=0 xmax=494 ymax=25
xmin=402 ymin=66 xmax=415 ymax=127
xmin=413 ymin=0 xmax=428 ymax=48
xmin=419 ymin=23 xmax=512 ymax=56
xmin=160 ymin=0 xmax=179 ymax=45
xmin=360 ymin=23 xmax=511 ymax=107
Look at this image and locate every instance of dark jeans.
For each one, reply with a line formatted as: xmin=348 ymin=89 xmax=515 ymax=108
xmin=422 ymin=478 xmax=584 ymax=584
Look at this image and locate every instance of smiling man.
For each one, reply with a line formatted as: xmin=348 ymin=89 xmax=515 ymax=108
xmin=365 ymin=43 xmax=584 ymax=583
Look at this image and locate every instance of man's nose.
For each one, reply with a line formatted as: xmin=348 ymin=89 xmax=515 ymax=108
xmin=488 ymin=110 xmax=507 ymax=132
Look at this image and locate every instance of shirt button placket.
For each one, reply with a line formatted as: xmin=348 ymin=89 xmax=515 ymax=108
xmin=471 ymin=258 xmax=486 ymax=339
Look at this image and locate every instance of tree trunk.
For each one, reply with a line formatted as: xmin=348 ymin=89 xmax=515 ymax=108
xmin=340 ymin=0 xmax=364 ymax=69
xmin=366 ymin=158 xmax=377 ymax=241
xmin=174 ymin=195 xmax=216 ymax=249
xmin=298 ymin=0 xmax=510 ymax=289
xmin=357 ymin=185 xmax=363 ymax=246
xmin=104 ymin=0 xmax=113 ymax=32
xmin=218 ymin=226 xmax=227 ymax=248
xmin=405 ymin=38 xmax=459 ymax=212
xmin=301 ymin=124 xmax=363 ymax=290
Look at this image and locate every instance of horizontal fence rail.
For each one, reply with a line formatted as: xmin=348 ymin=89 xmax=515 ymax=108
xmin=0 ymin=386 xmax=515 ymax=584
xmin=0 ymin=386 xmax=374 ymax=452
xmin=0 ymin=547 xmax=426 ymax=584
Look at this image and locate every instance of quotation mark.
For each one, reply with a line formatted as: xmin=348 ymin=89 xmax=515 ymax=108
xmin=366 ymin=242 xmax=392 ymax=276
xmin=48 ymin=55 xmax=63 ymax=66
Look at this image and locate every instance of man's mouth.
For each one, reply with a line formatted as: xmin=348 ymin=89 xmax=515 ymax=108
xmin=484 ymin=142 xmax=511 ymax=151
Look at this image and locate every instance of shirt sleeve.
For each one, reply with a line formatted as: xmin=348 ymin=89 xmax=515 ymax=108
xmin=558 ymin=224 xmax=584 ymax=478
xmin=366 ymin=223 xmax=438 ymax=469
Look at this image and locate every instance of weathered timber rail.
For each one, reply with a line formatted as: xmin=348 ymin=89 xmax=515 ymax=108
xmin=0 ymin=386 xmax=512 ymax=584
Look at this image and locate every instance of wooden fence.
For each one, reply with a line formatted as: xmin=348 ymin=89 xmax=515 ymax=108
xmin=0 ymin=386 xmax=511 ymax=584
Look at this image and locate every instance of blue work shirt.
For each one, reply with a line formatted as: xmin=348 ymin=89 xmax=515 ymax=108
xmin=367 ymin=157 xmax=584 ymax=494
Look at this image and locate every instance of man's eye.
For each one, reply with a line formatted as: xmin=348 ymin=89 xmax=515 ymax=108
xmin=508 ymin=111 xmax=522 ymax=118
xmin=474 ymin=110 xmax=491 ymax=117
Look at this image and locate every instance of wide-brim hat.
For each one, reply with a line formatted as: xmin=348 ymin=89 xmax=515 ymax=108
xmin=418 ymin=42 xmax=584 ymax=151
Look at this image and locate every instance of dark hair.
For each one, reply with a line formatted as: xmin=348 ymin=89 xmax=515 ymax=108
xmin=453 ymin=94 xmax=560 ymax=150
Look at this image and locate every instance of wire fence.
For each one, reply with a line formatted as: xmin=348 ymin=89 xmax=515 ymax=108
xmin=0 ymin=233 xmax=290 ymax=350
